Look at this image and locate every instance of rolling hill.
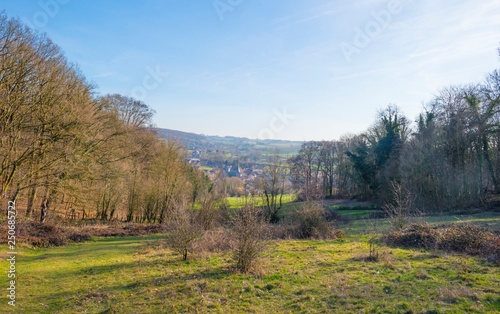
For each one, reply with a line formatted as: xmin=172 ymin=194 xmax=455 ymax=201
xmin=156 ymin=128 xmax=303 ymax=159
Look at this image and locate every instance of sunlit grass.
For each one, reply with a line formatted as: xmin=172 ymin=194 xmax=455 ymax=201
xmin=340 ymin=212 xmax=500 ymax=236
xmin=1 ymin=211 xmax=499 ymax=313
xmin=225 ymin=194 xmax=297 ymax=209
xmin=1 ymin=229 xmax=499 ymax=313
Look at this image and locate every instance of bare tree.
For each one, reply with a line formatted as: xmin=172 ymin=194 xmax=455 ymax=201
xmin=318 ymin=141 xmax=337 ymax=197
xmin=383 ymin=181 xmax=419 ymax=230
xmin=232 ymin=204 xmax=266 ymax=272
xmin=167 ymin=201 xmax=203 ymax=260
xmin=98 ymin=94 xmax=155 ymax=128
xmin=289 ymin=142 xmax=323 ymax=201
xmin=259 ymin=151 xmax=287 ymax=223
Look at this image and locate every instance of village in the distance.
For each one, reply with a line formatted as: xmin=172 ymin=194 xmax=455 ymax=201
xmin=158 ymin=128 xmax=302 ymax=193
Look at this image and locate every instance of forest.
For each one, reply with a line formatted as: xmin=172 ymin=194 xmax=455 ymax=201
xmin=0 ymin=15 xmax=214 ymax=224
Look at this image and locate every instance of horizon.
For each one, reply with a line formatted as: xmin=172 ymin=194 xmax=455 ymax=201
xmin=2 ymin=0 xmax=500 ymax=141
xmin=156 ymin=126 xmax=304 ymax=142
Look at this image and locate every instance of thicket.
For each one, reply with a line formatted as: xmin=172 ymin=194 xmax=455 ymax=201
xmin=385 ymin=223 xmax=500 ymax=264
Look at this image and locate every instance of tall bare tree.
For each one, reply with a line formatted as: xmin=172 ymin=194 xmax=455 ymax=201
xmin=259 ymin=151 xmax=287 ymax=223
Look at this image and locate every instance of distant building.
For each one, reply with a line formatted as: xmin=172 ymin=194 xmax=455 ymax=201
xmin=227 ymin=160 xmax=241 ymax=177
xmin=188 ymin=158 xmax=201 ymax=166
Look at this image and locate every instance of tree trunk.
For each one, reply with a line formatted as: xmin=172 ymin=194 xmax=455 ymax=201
xmin=40 ymin=190 xmax=52 ymax=223
xmin=9 ymin=184 xmax=20 ymax=204
xmin=483 ymin=135 xmax=500 ymax=193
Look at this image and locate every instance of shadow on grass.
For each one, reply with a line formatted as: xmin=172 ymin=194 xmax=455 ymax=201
xmin=18 ymin=256 xmax=234 ymax=312
xmin=20 ymin=235 xmax=165 ymax=263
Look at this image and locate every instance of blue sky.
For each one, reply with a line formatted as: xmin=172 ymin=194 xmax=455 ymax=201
xmin=2 ymin=0 xmax=500 ymax=141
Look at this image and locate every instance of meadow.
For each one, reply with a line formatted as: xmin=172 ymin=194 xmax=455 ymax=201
xmin=225 ymin=194 xmax=297 ymax=209
xmin=1 ymin=208 xmax=499 ymax=313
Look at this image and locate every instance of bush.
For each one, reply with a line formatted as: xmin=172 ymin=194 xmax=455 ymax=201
xmin=191 ymin=228 xmax=235 ymax=256
xmin=0 ymin=221 xmax=69 ymax=247
xmin=264 ymin=223 xmax=296 ymax=240
xmin=166 ymin=207 xmax=203 ymax=260
xmin=293 ymin=202 xmax=341 ymax=239
xmin=438 ymin=224 xmax=499 ymax=256
xmin=323 ymin=206 xmax=342 ymax=222
xmin=0 ymin=219 xmax=168 ymax=248
xmin=383 ymin=182 xmax=420 ymax=230
xmin=385 ymin=223 xmax=500 ymax=261
xmin=68 ymin=232 xmax=92 ymax=243
xmin=385 ymin=223 xmax=440 ymax=250
xmin=232 ymin=205 xmax=266 ymax=272
xmin=25 ymin=222 xmax=68 ymax=247
xmin=196 ymin=199 xmax=228 ymax=230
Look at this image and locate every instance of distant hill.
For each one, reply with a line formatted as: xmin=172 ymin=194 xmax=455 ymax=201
xmin=155 ymin=128 xmax=303 ymax=157
xmin=156 ymin=128 xmax=205 ymax=142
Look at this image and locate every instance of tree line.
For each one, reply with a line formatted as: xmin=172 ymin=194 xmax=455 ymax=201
xmin=289 ymin=46 xmax=500 ymax=212
xmin=0 ymin=14 xmax=220 ymax=222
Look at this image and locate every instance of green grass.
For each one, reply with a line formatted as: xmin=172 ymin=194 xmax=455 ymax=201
xmin=1 ymin=229 xmax=499 ymax=313
xmin=336 ymin=209 xmax=378 ymax=218
xmin=1 ymin=210 xmax=499 ymax=313
xmin=339 ymin=211 xmax=500 ymax=236
xmin=279 ymin=203 xmax=380 ymax=220
xmin=225 ymin=194 xmax=297 ymax=209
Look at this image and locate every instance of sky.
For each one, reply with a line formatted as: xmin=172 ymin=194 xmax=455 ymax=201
xmin=1 ymin=0 xmax=500 ymax=141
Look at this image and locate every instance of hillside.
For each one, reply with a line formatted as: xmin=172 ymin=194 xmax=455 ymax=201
xmin=156 ymin=128 xmax=303 ymax=161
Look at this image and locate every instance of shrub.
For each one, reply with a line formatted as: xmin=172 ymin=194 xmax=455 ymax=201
xmin=166 ymin=206 xmax=203 ymax=260
xmin=383 ymin=181 xmax=420 ymax=230
xmin=25 ymin=222 xmax=68 ymax=247
xmin=293 ymin=202 xmax=340 ymax=239
xmin=232 ymin=205 xmax=266 ymax=272
xmin=0 ymin=220 xmax=165 ymax=248
xmin=0 ymin=221 xmax=70 ymax=247
xmin=68 ymin=232 xmax=92 ymax=243
xmin=438 ymin=224 xmax=499 ymax=256
xmin=367 ymin=236 xmax=380 ymax=261
xmin=385 ymin=223 xmax=440 ymax=250
xmin=196 ymin=199 xmax=229 ymax=230
xmin=264 ymin=223 xmax=296 ymax=240
xmin=191 ymin=228 xmax=235 ymax=256
xmin=385 ymin=223 xmax=500 ymax=261
xmin=323 ymin=206 xmax=342 ymax=222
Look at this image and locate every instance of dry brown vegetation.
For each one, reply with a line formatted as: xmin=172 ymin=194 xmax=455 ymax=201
xmin=0 ymin=221 xmax=165 ymax=247
xmin=166 ymin=205 xmax=203 ymax=260
xmin=231 ymin=205 xmax=267 ymax=272
xmin=385 ymin=222 xmax=500 ymax=264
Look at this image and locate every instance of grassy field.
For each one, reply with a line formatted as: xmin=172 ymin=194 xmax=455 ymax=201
xmin=225 ymin=194 xmax=297 ymax=209
xmin=1 ymin=212 xmax=499 ymax=313
xmin=340 ymin=211 xmax=500 ymax=236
